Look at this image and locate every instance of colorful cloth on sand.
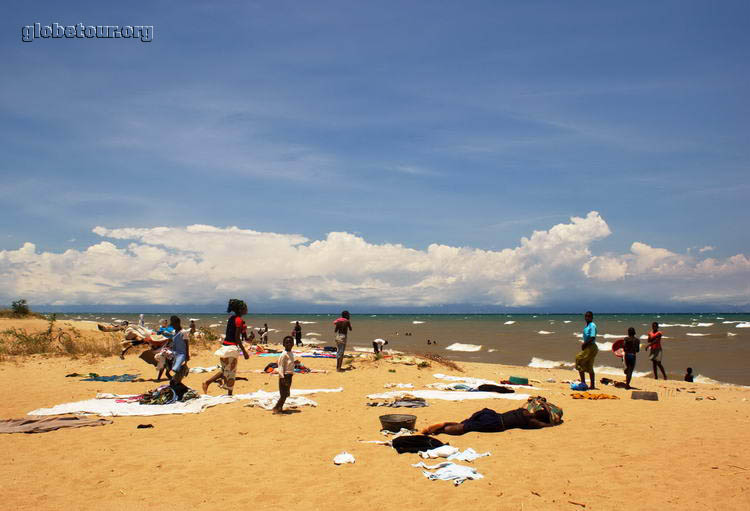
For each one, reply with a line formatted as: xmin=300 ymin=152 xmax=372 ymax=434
xmin=80 ymin=373 xmax=140 ymax=382
xmin=571 ymin=392 xmax=619 ymax=400
xmin=524 ymin=396 xmax=564 ymax=424
xmin=138 ymin=384 xmax=199 ymax=405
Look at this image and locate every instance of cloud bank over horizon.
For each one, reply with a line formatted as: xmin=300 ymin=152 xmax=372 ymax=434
xmin=1 ymin=212 xmax=748 ymax=309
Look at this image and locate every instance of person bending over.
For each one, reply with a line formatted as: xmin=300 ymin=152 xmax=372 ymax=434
xmin=372 ymin=338 xmax=388 ymax=354
xmin=421 ymin=406 xmax=555 ymax=436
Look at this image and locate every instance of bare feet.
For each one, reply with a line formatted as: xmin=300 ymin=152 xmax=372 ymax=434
xmin=201 ymin=381 xmax=209 ymax=394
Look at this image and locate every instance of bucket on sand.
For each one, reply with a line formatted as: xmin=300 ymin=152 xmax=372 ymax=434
xmin=379 ymin=414 xmax=417 ymax=432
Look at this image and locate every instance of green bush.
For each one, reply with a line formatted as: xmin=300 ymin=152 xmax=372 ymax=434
xmin=11 ymin=299 xmax=30 ymax=316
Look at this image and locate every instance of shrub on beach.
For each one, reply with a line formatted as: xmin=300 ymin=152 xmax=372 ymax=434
xmin=0 ymin=315 xmax=119 ymax=358
xmin=0 ymin=298 xmax=45 ymax=319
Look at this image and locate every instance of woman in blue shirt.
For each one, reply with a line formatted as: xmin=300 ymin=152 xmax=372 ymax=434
xmin=575 ymin=311 xmax=598 ymax=389
xmin=168 ymin=316 xmax=189 ymax=384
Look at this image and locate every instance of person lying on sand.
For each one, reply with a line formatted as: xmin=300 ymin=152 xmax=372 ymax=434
xmin=98 ymin=320 xmax=129 ymax=332
xmin=119 ymin=324 xmax=159 ymax=359
xmin=421 ymin=406 xmax=555 ymax=436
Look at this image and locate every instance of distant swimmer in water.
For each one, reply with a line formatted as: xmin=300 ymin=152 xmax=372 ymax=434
xmin=684 ymin=367 xmax=694 ymax=382
xmin=427 ymin=339 xmax=431 ymax=345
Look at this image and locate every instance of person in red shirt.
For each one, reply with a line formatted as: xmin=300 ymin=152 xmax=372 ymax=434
xmin=202 ymin=299 xmax=249 ymax=395
xmin=646 ymin=321 xmax=667 ymax=380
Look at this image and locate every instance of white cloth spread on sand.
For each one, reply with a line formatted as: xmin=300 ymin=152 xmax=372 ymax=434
xmin=244 ymin=394 xmax=318 ymax=410
xmin=419 ymin=446 xmax=491 ymax=462
xmin=384 ymin=383 xmax=415 ymax=389
xmin=189 ymin=366 xmax=219 ymax=373
xmin=29 ymin=388 xmax=343 ymax=417
xmin=367 ymin=390 xmax=529 ymax=402
xmin=411 ymin=462 xmax=484 ymax=486
xmin=419 ymin=445 xmax=459 ymax=458
xmin=333 ymin=452 xmax=356 ymax=465
xmin=432 ymin=373 xmax=539 ymax=390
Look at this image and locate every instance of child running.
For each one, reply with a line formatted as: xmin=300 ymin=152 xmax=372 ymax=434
xmin=272 ymin=336 xmax=295 ymax=414
xmin=202 ymin=299 xmax=249 ymax=395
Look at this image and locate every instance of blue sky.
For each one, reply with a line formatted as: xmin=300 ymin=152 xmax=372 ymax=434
xmin=1 ymin=2 xmax=749 ymax=310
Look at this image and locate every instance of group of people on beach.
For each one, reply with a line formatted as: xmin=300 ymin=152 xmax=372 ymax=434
xmin=575 ymin=311 xmax=671 ymax=390
xmin=109 ymin=300 xmax=358 ymax=414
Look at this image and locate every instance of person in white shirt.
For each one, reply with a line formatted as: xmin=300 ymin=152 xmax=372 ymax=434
xmin=273 ymin=336 xmax=295 ymax=414
xmin=372 ymin=338 xmax=388 ymax=354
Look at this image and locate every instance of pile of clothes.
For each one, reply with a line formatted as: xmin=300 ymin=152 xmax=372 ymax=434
xmin=137 ymin=383 xmax=199 ymax=405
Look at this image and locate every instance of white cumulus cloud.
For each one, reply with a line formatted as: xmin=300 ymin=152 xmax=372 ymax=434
xmin=1 ymin=211 xmax=748 ymax=307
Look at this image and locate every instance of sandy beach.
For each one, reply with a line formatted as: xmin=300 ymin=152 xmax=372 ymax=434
xmin=1 ymin=318 xmax=749 ymax=511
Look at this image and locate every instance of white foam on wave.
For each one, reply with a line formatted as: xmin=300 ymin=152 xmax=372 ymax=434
xmin=528 ymin=357 xmax=574 ymax=369
xmin=563 ymin=320 xmax=571 ymax=323
xmin=595 ymin=366 xmax=650 ymax=378
xmin=301 ymin=338 xmax=324 ymax=345
xmin=306 ymin=332 xmax=321 ymax=336
xmin=504 ymin=321 xmax=516 ymax=325
xmin=694 ymin=374 xmax=721 ymax=384
xmin=727 ymin=332 xmax=738 ymax=337
xmin=445 ymin=342 xmax=482 ymax=352
xmin=291 ymin=321 xmax=317 ymax=324
xmin=736 ymin=322 xmax=750 ymax=328
xmin=209 ymin=323 xmax=221 ymax=328
xmin=716 ymin=317 xmax=725 ymax=320
xmin=659 ymin=323 xmax=695 ymax=328
xmin=686 ymin=333 xmax=710 ymax=337
xmin=488 ymin=349 xmax=497 ymax=353
xmin=722 ymin=320 xmax=742 ymax=324
xmin=696 ymin=323 xmax=714 ymax=327
xmin=537 ymin=330 xmax=554 ymax=335
xmin=412 ymin=320 xmax=425 ymax=324
xmin=596 ymin=341 xmax=613 ymax=351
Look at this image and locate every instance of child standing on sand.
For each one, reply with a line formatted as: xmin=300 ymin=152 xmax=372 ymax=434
xmin=203 ymin=299 xmax=249 ymax=395
xmin=622 ymin=327 xmax=640 ymax=389
xmin=273 ymin=336 xmax=295 ymax=414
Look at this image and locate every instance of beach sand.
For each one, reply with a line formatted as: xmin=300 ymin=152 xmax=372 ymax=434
xmin=1 ymin=318 xmax=749 ymax=510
